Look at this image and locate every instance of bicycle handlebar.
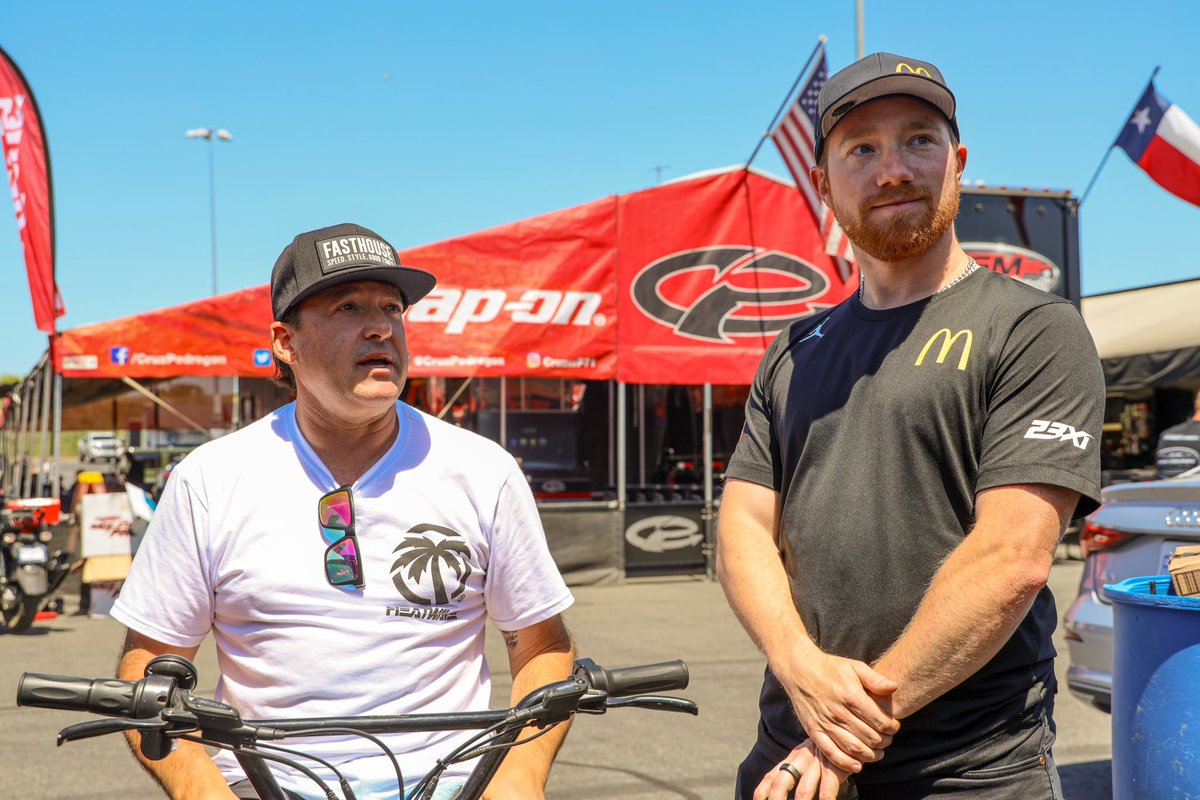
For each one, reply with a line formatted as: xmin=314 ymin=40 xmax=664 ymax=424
xmin=17 ymin=672 xmax=177 ymax=718
xmin=19 ymin=656 xmax=697 ymax=800
xmin=18 ymin=656 xmax=694 ymax=729
xmin=572 ymin=658 xmax=689 ymax=696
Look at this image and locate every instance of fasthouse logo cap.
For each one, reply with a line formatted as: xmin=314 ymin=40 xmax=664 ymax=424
xmin=271 ymin=222 xmax=437 ymax=319
xmin=814 ymin=52 xmax=958 ymax=162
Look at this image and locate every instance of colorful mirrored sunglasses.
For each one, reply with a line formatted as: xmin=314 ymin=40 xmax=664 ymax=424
xmin=319 ymin=485 xmax=364 ymax=589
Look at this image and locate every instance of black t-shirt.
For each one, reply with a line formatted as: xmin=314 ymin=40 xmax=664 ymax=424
xmin=1155 ymin=418 xmax=1200 ymax=478
xmin=725 ymin=267 xmax=1104 ymax=781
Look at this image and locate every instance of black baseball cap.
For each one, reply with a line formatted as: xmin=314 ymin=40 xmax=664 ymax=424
xmin=814 ymin=52 xmax=958 ymax=161
xmin=270 ymin=222 xmax=436 ymax=319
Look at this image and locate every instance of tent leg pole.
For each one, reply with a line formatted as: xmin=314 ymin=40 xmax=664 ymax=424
xmin=616 ymin=382 xmax=626 ymax=510
xmin=37 ymin=360 xmax=52 ymax=496
xmin=607 ymin=382 xmax=615 ymax=490
xmin=13 ymin=373 xmax=33 ymax=496
xmin=52 ymin=371 xmax=62 ymax=501
xmin=703 ymin=383 xmax=714 ymax=581
xmin=499 ymin=377 xmax=507 ymax=449
xmin=23 ymin=367 xmax=41 ymax=499
xmin=637 ymin=384 xmax=646 ymax=486
xmin=231 ymin=376 xmax=241 ymax=431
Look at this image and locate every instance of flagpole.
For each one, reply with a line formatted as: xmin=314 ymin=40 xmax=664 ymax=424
xmin=1080 ymin=65 xmax=1161 ymax=207
xmin=745 ymin=35 xmax=826 ymax=168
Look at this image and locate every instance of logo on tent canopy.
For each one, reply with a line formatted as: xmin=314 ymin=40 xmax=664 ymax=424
xmin=630 ymin=247 xmax=832 ymax=343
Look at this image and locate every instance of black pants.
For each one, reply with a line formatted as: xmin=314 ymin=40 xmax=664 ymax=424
xmin=735 ymin=715 xmax=1063 ymax=800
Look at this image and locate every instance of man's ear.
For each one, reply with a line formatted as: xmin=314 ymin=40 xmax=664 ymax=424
xmin=955 ymin=145 xmax=968 ymax=177
xmin=270 ymin=321 xmax=296 ymax=366
xmin=809 ymin=165 xmax=831 ymax=207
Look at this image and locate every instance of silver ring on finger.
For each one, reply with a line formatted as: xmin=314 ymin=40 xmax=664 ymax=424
xmin=778 ymin=762 xmax=802 ymax=782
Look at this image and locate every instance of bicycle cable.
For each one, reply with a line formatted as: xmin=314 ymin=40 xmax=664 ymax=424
xmin=180 ymin=735 xmax=339 ymax=800
xmin=406 ymin=715 xmax=514 ymax=798
xmin=453 ymin=721 xmax=562 ymax=762
xmin=279 ymin=726 xmax=404 ymax=800
xmin=245 ymin=740 xmax=359 ymax=800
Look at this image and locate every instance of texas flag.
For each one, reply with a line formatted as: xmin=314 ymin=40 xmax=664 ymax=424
xmin=1115 ymin=81 xmax=1200 ymax=207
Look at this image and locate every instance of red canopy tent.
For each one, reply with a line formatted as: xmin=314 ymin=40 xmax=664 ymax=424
xmin=54 ymin=167 xmax=856 ymax=384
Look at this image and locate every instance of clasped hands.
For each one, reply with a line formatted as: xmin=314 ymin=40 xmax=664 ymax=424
xmin=754 ymin=652 xmax=900 ymax=800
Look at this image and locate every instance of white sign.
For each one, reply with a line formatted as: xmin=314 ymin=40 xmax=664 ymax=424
xmin=80 ymin=493 xmax=139 ymax=558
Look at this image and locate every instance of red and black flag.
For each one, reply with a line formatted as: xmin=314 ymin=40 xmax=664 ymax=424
xmin=0 ymin=45 xmax=64 ymax=334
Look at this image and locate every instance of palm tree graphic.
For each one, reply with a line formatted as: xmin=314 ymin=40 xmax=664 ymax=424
xmin=390 ymin=524 xmax=473 ymax=606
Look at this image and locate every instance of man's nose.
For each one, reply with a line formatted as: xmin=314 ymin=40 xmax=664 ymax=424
xmin=362 ymin=306 xmax=393 ymax=339
xmin=876 ymin=145 xmax=914 ymax=186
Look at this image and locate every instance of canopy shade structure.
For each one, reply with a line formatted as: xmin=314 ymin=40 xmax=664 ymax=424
xmin=52 ymin=167 xmax=858 ymax=385
xmin=57 ymin=286 xmax=275 ymax=379
xmin=55 ymin=166 xmax=1130 ymax=389
xmin=1082 ymin=278 xmax=1200 ymax=390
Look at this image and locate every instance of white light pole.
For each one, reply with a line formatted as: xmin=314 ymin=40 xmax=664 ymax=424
xmin=186 ymin=127 xmax=234 ymax=433
xmin=185 ymin=127 xmax=232 ymax=294
xmin=856 ymin=0 xmax=865 ymax=58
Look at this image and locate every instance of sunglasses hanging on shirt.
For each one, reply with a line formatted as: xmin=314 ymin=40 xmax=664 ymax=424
xmin=319 ymin=485 xmax=364 ymax=589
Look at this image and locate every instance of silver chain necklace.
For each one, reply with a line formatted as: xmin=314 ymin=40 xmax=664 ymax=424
xmin=858 ymin=257 xmax=979 ymax=302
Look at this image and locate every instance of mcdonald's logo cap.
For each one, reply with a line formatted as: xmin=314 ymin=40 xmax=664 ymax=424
xmin=815 ymin=52 xmax=958 ymax=161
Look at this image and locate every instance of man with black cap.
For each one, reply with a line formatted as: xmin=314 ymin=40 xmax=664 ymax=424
xmin=111 ymin=223 xmax=575 ymax=799
xmin=718 ymin=54 xmax=1103 ymax=799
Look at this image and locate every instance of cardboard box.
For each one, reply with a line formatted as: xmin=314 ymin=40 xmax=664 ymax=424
xmin=1168 ymin=544 xmax=1200 ymax=598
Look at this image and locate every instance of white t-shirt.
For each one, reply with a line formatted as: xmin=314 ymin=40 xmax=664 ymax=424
xmin=112 ymin=401 xmax=574 ymax=799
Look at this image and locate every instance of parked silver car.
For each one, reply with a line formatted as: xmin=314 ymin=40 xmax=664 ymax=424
xmin=77 ymin=431 xmax=126 ymax=462
xmin=1062 ymin=472 xmax=1200 ymax=711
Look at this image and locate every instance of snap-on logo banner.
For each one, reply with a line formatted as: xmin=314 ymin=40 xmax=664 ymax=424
xmin=630 ymin=247 xmax=831 ymax=343
xmin=964 ymin=242 xmax=1062 ymax=294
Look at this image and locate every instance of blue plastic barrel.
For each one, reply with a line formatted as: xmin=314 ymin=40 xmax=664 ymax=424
xmin=1105 ymin=575 xmax=1200 ymax=799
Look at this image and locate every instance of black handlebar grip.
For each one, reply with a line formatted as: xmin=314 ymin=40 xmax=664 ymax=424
xmin=582 ymin=660 xmax=690 ymax=697
xmin=18 ymin=673 xmax=136 ymax=716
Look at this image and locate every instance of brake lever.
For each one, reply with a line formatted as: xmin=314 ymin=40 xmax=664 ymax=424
xmin=57 ymin=717 xmax=169 ymax=745
xmin=605 ymin=695 xmax=699 ymax=716
xmin=576 ymin=689 xmax=610 ymax=713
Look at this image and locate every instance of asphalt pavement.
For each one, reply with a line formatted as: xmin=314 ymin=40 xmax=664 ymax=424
xmin=1 ymin=557 xmax=1112 ymax=799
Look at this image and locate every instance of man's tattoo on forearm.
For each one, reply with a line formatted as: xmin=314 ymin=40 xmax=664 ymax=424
xmin=502 ymin=631 xmax=519 ymax=651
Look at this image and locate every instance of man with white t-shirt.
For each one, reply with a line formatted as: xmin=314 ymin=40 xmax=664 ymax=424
xmin=111 ymin=222 xmax=575 ymax=800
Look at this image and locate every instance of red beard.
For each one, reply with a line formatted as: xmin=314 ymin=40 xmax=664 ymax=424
xmin=833 ymin=183 xmax=961 ymax=262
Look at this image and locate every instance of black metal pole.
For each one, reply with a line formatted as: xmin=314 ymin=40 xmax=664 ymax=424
xmin=1080 ymin=66 xmax=1161 ymax=207
xmin=745 ymin=36 xmax=826 ymax=168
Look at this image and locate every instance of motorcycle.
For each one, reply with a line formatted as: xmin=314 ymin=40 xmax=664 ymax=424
xmin=1 ymin=506 xmax=71 ymax=632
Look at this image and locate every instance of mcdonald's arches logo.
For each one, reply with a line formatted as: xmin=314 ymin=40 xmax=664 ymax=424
xmin=896 ymin=63 xmax=932 ymax=77
xmin=915 ymin=328 xmax=973 ymax=371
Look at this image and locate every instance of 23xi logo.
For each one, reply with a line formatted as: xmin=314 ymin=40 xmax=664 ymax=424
xmin=390 ymin=524 xmax=474 ymax=606
xmin=631 ymin=247 xmax=831 ymax=343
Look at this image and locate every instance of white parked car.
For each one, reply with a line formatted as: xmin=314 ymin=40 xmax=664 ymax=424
xmin=1061 ymin=470 xmax=1200 ymax=711
xmin=77 ymin=431 xmax=126 ymax=462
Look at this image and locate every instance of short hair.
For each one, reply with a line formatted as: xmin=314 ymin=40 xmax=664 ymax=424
xmin=270 ymin=306 xmax=301 ymax=393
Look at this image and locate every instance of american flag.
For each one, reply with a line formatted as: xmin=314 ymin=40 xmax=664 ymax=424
xmin=770 ymin=48 xmax=856 ymax=276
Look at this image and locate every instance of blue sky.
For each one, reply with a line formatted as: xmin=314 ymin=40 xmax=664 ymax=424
xmin=1 ymin=0 xmax=1198 ymax=376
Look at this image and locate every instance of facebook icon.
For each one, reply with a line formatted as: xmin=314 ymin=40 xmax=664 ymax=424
xmin=253 ymin=349 xmax=272 ymax=367
xmin=110 ymin=346 xmax=131 ymax=365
